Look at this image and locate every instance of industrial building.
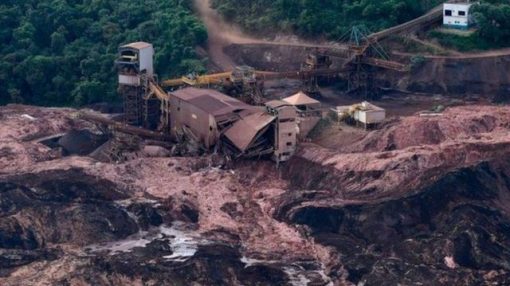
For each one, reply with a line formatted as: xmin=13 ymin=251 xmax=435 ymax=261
xmin=166 ymin=87 xmax=299 ymax=162
xmin=168 ymin=87 xmax=257 ymax=149
xmin=116 ymin=42 xmax=158 ymax=127
xmin=265 ymin=100 xmax=298 ymax=162
xmin=114 ymin=41 xmax=302 ymax=162
xmin=443 ymin=2 xmax=474 ymax=29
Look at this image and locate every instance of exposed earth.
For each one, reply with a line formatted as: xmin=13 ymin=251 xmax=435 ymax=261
xmin=1 ymin=100 xmax=510 ymax=285
xmin=2 ymin=1 xmax=510 ymax=285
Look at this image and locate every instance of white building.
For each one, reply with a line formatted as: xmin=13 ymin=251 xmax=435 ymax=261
xmin=333 ymin=101 xmax=386 ymax=129
xmin=443 ymin=3 xmax=474 ymax=29
xmin=117 ymin=42 xmax=155 ymax=86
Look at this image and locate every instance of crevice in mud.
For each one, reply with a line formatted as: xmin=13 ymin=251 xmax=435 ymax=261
xmin=0 ymin=169 xmax=152 ymax=262
xmin=277 ymin=160 xmax=510 ymax=284
xmin=37 ymin=129 xmax=108 ymax=157
xmin=86 ymin=232 xmax=290 ymax=285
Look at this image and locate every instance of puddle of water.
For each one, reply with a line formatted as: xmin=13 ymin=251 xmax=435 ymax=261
xmin=161 ymin=225 xmax=201 ymax=262
xmin=240 ymin=256 xmax=333 ymax=286
xmin=240 ymin=256 xmax=280 ymax=268
xmin=86 ymin=222 xmax=206 ymax=263
xmin=86 ymin=230 xmax=152 ymax=254
xmin=283 ymin=265 xmax=312 ymax=286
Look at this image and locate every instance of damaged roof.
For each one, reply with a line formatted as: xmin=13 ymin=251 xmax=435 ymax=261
xmin=224 ymin=112 xmax=276 ymax=152
xmin=265 ymin=100 xmax=292 ymax=109
xmin=283 ymin=91 xmax=320 ymax=106
xmin=171 ymin=87 xmax=254 ymax=117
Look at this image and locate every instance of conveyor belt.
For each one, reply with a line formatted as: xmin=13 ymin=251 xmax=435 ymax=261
xmin=367 ymin=5 xmax=444 ymax=42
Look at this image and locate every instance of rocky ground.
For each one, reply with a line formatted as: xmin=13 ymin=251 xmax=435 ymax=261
xmin=1 ymin=103 xmax=510 ymax=285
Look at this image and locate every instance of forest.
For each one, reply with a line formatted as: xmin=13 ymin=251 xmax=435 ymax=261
xmin=211 ymin=0 xmax=510 ymax=48
xmin=472 ymin=2 xmax=510 ymax=46
xmin=211 ymin=0 xmax=444 ymax=39
xmin=0 ymin=0 xmax=206 ymax=106
xmin=2 ymin=0 xmax=510 ymax=106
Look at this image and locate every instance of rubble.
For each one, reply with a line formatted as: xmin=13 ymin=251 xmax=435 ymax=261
xmin=1 ymin=103 xmax=510 ymax=285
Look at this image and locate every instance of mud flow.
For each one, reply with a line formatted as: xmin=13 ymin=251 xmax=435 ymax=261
xmin=1 ymin=103 xmax=510 ymax=285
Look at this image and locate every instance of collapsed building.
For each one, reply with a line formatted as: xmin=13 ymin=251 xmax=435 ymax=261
xmin=114 ymin=42 xmax=304 ymax=162
xmin=168 ymin=87 xmax=298 ymax=162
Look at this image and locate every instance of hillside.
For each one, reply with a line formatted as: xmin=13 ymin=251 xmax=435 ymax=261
xmin=0 ymin=0 xmax=206 ymax=106
xmin=211 ymin=0 xmax=444 ymax=39
xmin=2 ymin=0 xmax=510 ymax=107
xmin=211 ymin=0 xmax=510 ymax=52
xmin=430 ymin=2 xmax=510 ymax=51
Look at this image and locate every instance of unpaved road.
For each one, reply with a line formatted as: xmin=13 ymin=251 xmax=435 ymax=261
xmin=192 ymin=0 xmax=343 ymax=71
xmin=193 ymin=0 xmax=264 ymax=70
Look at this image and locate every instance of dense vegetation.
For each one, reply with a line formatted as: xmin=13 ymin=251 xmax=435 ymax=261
xmin=211 ymin=0 xmax=443 ymax=39
xmin=0 ymin=0 xmax=207 ymax=106
xmin=472 ymin=1 xmax=510 ymax=46
xmin=212 ymin=0 xmax=510 ymax=52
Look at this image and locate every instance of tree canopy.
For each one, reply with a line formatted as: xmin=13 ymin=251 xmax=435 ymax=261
xmin=472 ymin=1 xmax=510 ymax=46
xmin=211 ymin=0 xmax=443 ymax=39
xmin=0 ymin=0 xmax=207 ymax=106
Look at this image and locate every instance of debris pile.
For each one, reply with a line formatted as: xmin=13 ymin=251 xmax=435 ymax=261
xmin=2 ymin=103 xmax=510 ymax=285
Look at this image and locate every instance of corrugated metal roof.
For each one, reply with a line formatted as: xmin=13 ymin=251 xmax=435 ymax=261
xmin=224 ymin=112 xmax=276 ymax=152
xmin=283 ymin=91 xmax=320 ymax=106
xmin=265 ymin=100 xmax=291 ymax=109
xmin=121 ymin=42 xmax=153 ymax=50
xmin=171 ymin=87 xmax=254 ymax=117
xmin=188 ymin=95 xmax=229 ymax=114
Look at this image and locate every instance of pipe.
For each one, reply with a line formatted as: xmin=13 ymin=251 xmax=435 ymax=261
xmin=78 ymin=111 xmax=171 ymax=141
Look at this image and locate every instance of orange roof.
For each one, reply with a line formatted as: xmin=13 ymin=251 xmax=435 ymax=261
xmin=282 ymin=91 xmax=320 ymax=106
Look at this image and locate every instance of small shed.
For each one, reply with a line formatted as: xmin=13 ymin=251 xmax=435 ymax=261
xmin=443 ymin=3 xmax=474 ymax=29
xmin=353 ymin=101 xmax=386 ymax=127
xmin=333 ymin=101 xmax=386 ymax=128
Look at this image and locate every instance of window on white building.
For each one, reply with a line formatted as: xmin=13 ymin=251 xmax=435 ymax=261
xmin=445 ymin=10 xmax=452 ymax=16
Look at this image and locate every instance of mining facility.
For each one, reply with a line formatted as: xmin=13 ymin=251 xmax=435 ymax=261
xmin=4 ymin=1 xmax=510 ymax=285
xmin=110 ymin=42 xmax=304 ymax=162
xmin=76 ymin=3 xmax=460 ymax=163
xmin=88 ymin=23 xmax=410 ymax=163
xmin=104 ymin=38 xmax=400 ymax=163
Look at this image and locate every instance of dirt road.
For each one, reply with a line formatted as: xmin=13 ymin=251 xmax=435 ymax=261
xmin=192 ymin=0 xmax=341 ymax=71
xmin=193 ymin=0 xmax=265 ymax=70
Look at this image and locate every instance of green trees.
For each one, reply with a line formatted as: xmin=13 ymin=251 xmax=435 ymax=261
xmin=472 ymin=2 xmax=510 ymax=46
xmin=211 ymin=0 xmax=442 ymax=39
xmin=0 ymin=0 xmax=207 ymax=106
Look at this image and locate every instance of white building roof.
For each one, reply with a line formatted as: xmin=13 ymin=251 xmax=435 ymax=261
xmin=121 ymin=42 xmax=153 ymax=50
